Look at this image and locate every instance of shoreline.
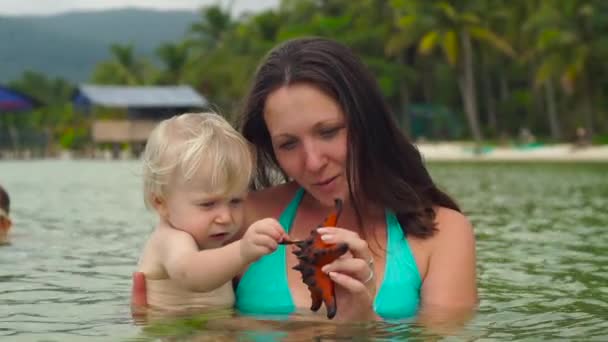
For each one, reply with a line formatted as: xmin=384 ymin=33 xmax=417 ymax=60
xmin=416 ymin=143 xmax=608 ymax=162
xmin=1 ymin=143 xmax=608 ymax=162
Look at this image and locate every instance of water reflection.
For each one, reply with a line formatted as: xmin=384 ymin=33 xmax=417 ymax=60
xmin=429 ymin=162 xmax=608 ymax=340
xmin=1 ymin=161 xmax=607 ymax=340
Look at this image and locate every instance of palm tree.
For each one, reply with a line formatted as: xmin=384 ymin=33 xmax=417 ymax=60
xmin=524 ymin=0 xmax=603 ymax=138
xmin=155 ymin=42 xmax=191 ymax=84
xmin=189 ymin=5 xmax=234 ymax=51
xmin=92 ymin=44 xmax=153 ymax=85
xmin=390 ymin=0 xmax=515 ymax=145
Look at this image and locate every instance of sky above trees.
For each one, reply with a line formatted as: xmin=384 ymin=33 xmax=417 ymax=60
xmin=0 ymin=0 xmax=279 ymax=16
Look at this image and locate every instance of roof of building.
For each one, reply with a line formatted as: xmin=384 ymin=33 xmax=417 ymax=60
xmin=74 ymin=84 xmax=208 ymax=108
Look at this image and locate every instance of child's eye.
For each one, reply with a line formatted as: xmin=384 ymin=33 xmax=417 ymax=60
xmin=199 ymin=201 xmax=216 ymax=208
xmin=230 ymin=198 xmax=244 ymax=206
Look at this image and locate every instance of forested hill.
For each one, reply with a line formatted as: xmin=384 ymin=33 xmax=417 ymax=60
xmin=0 ymin=9 xmax=199 ymax=82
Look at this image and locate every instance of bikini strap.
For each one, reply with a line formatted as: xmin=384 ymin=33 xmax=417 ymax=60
xmin=278 ymin=188 xmax=305 ymax=234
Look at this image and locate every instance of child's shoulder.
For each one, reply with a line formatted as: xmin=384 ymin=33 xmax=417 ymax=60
xmin=137 ymin=225 xmax=197 ymax=276
xmin=142 ymin=225 xmax=196 ymax=256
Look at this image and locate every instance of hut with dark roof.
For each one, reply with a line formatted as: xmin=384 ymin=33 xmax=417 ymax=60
xmin=73 ymin=84 xmax=208 ymax=157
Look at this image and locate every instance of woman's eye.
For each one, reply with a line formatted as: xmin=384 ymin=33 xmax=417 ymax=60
xmin=278 ymin=140 xmax=297 ymax=150
xmin=320 ymin=128 xmax=339 ymax=138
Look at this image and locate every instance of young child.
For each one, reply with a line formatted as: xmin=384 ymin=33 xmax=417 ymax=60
xmin=136 ymin=112 xmax=286 ymax=314
xmin=0 ymin=184 xmax=11 ymax=244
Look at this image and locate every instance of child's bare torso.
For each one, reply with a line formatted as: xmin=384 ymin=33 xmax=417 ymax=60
xmin=137 ymin=227 xmax=235 ymax=313
xmin=144 ymin=278 xmax=234 ymax=312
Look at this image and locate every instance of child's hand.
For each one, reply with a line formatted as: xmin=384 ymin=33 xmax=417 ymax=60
xmin=240 ymin=218 xmax=285 ymax=263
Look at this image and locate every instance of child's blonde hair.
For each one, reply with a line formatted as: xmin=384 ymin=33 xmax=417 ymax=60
xmin=142 ymin=112 xmax=252 ymax=209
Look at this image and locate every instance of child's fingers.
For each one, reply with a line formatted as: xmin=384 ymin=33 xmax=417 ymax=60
xmin=252 ymin=234 xmax=279 ymax=251
xmin=254 ymin=219 xmax=285 ymax=241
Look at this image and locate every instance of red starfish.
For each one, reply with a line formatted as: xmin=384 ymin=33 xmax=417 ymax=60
xmin=281 ymin=199 xmax=348 ymax=319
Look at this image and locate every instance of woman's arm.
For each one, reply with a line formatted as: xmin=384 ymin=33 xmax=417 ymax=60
xmin=417 ymin=207 xmax=478 ymax=332
xmin=421 ymin=207 xmax=478 ymax=308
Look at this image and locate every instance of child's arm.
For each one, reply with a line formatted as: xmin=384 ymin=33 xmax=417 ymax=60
xmin=159 ymin=218 xmax=285 ymax=292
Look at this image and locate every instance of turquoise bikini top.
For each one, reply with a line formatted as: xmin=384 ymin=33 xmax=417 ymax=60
xmin=235 ymin=188 xmax=421 ymax=320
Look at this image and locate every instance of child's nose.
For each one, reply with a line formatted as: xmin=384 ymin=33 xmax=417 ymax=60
xmin=214 ymin=205 xmax=233 ymax=223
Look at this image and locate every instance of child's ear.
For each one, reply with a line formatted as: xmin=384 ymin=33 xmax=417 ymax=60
xmin=152 ymin=196 xmax=169 ymax=218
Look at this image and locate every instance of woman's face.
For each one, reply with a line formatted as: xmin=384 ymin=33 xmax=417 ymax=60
xmin=264 ymin=83 xmax=349 ymax=206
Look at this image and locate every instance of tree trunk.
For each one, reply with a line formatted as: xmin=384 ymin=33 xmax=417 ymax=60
xmin=399 ymin=82 xmax=412 ymax=138
xmin=581 ymin=75 xmax=595 ymax=138
xmin=457 ymin=30 xmax=483 ymax=146
xmin=481 ymin=54 xmax=497 ymax=136
xmin=8 ymin=124 xmax=19 ymax=151
xmin=422 ymin=62 xmax=433 ymax=103
xmin=499 ymin=72 xmax=510 ymax=102
xmin=544 ymin=79 xmax=561 ymax=140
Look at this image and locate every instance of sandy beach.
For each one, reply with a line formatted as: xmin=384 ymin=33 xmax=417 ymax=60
xmin=416 ymin=143 xmax=608 ymax=162
xmin=1 ymin=143 xmax=608 ymax=162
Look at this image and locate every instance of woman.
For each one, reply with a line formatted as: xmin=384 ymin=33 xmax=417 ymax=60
xmin=133 ymin=37 xmax=477 ymax=323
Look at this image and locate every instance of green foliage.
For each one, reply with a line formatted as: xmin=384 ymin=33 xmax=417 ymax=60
xmin=592 ymin=135 xmax=608 ymax=145
xmin=4 ymin=0 xmax=608 ymax=148
xmin=91 ymin=44 xmax=157 ymax=85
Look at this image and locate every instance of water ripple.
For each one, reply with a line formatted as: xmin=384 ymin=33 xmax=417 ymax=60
xmin=1 ymin=161 xmax=607 ymax=340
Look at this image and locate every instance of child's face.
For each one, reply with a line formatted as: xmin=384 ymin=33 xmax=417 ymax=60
xmin=155 ymin=176 xmax=246 ymax=249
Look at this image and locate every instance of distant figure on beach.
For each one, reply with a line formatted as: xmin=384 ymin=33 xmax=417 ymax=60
xmin=574 ymin=127 xmax=591 ymax=149
xmin=0 ymin=184 xmax=12 ymax=244
xmin=498 ymin=131 xmax=512 ymax=147
xmin=135 ymin=112 xmax=286 ymax=315
xmin=518 ymin=127 xmax=536 ymax=145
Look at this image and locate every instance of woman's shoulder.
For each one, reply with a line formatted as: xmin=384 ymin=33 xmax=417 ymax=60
xmin=431 ymin=206 xmax=475 ymax=248
xmin=245 ymin=181 xmax=301 ymax=220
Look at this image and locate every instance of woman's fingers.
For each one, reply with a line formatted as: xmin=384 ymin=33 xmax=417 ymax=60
xmin=321 ymin=256 xmax=370 ymax=282
xmin=323 ymin=256 xmax=376 ymax=298
xmin=317 ymin=227 xmax=373 ymax=264
xmin=329 ymin=272 xmax=374 ymax=298
xmin=131 ymin=272 xmax=149 ymax=322
xmin=316 ymin=227 xmax=377 ymax=310
xmin=131 ymin=272 xmax=148 ymax=307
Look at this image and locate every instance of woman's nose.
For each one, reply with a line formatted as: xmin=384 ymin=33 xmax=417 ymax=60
xmin=303 ymin=141 xmax=325 ymax=172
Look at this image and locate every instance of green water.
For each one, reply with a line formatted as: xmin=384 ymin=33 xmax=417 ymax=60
xmin=1 ymin=160 xmax=607 ymax=341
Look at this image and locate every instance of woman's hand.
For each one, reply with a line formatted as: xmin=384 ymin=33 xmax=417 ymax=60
xmin=316 ymin=227 xmax=378 ymax=321
xmin=131 ymin=272 xmax=148 ymax=322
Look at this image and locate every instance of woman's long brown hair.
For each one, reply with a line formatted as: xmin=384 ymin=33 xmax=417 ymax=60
xmin=239 ymin=37 xmax=460 ymax=238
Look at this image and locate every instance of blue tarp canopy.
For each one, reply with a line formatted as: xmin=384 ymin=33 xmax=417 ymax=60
xmin=0 ymin=86 xmax=39 ymax=112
